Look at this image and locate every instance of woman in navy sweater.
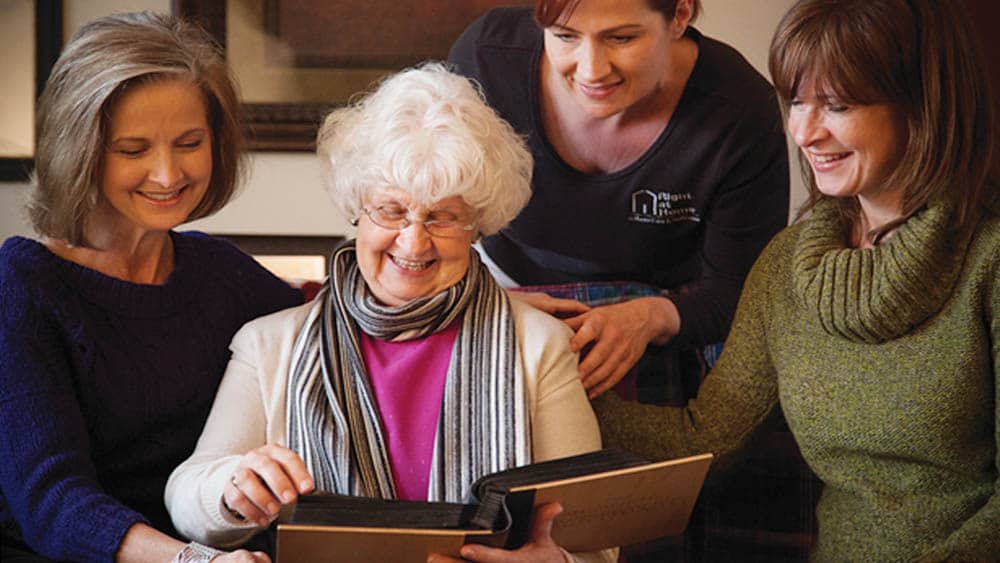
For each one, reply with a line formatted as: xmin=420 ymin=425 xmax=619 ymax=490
xmin=0 ymin=12 xmax=300 ymax=563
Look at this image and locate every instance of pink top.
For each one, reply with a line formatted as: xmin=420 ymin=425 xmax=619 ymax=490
xmin=359 ymin=320 xmax=460 ymax=500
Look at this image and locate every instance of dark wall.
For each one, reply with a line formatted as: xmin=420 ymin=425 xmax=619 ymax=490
xmin=965 ymin=0 xmax=1000 ymax=112
xmin=965 ymin=0 xmax=1000 ymax=174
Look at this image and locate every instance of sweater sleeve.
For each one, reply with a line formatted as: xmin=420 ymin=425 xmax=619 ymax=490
xmin=593 ymin=238 xmax=783 ymax=461
xmin=189 ymin=232 xmax=303 ymax=318
xmin=915 ymin=235 xmax=1000 ymax=562
xmin=0 ymin=271 xmax=145 ymax=562
xmin=669 ymin=97 xmax=790 ymax=346
xmin=514 ymin=302 xmax=616 ymax=563
xmin=164 ymin=319 xmax=274 ymax=548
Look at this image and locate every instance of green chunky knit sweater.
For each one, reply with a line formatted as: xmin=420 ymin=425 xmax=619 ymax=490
xmin=595 ymin=193 xmax=1000 ymax=562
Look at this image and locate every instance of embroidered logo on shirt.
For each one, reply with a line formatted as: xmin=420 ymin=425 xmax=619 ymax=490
xmin=628 ymin=190 xmax=700 ymax=224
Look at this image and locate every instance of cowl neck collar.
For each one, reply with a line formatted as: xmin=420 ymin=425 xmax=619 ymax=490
xmin=792 ymin=196 xmax=973 ymax=343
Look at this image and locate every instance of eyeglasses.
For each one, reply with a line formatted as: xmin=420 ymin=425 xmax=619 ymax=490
xmin=354 ymin=204 xmax=477 ymax=238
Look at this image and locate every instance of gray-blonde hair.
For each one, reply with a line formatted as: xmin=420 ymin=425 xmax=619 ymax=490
xmin=30 ymin=11 xmax=245 ymax=246
xmin=316 ymin=62 xmax=533 ymax=236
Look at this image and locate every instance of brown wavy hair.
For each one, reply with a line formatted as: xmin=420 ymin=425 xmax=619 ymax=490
xmin=769 ymin=0 xmax=996 ymax=236
xmin=535 ymin=0 xmax=701 ymax=27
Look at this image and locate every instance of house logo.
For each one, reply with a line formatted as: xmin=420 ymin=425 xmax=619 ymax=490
xmin=628 ymin=190 xmax=700 ymax=225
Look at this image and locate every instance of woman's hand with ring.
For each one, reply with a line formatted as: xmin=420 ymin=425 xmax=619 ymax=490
xmin=224 ymin=444 xmax=314 ymax=528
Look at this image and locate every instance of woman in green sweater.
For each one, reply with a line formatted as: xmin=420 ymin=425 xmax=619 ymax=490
xmin=594 ymin=0 xmax=999 ymax=561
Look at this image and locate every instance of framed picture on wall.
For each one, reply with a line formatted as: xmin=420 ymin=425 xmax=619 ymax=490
xmin=172 ymin=0 xmax=530 ymax=152
xmin=0 ymin=1 xmax=62 ymax=181
xmin=216 ymin=233 xmax=343 ymax=281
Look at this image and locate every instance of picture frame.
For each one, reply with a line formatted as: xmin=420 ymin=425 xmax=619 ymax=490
xmin=172 ymin=0 xmax=529 ymax=152
xmin=0 ymin=1 xmax=63 ymax=181
xmin=216 ymin=233 xmax=343 ymax=281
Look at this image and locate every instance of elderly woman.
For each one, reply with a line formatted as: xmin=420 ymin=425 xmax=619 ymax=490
xmin=595 ymin=0 xmax=999 ymax=561
xmin=165 ymin=63 xmax=613 ymax=563
xmin=0 ymin=12 xmax=300 ymax=563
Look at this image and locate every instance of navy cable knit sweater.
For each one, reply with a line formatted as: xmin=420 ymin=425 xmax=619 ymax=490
xmin=0 ymin=232 xmax=302 ymax=562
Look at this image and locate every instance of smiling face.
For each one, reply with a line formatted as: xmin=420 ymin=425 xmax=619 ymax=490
xmin=542 ymin=0 xmax=688 ymax=120
xmin=788 ymin=80 xmax=908 ymax=211
xmin=96 ymin=78 xmax=213 ymax=240
xmin=355 ymin=188 xmax=477 ymax=307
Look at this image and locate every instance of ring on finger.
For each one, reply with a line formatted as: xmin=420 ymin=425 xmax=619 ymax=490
xmin=222 ymin=494 xmax=247 ymax=522
xmin=224 ymin=476 xmax=247 ymax=522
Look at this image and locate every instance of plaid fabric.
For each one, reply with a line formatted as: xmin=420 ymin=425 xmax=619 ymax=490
xmin=516 ymin=281 xmax=664 ymax=307
xmin=514 ymin=281 xmax=722 ymax=406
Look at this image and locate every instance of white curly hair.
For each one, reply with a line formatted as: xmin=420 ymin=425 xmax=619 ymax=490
xmin=316 ymin=62 xmax=533 ymax=236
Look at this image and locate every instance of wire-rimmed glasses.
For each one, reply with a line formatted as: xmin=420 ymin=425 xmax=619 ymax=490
xmin=354 ymin=205 xmax=477 ymax=238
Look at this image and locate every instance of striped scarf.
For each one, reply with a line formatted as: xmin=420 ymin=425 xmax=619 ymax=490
xmin=286 ymin=241 xmax=529 ymax=501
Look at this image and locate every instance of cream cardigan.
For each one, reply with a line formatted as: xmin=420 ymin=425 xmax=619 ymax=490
xmin=165 ymin=297 xmax=613 ymax=562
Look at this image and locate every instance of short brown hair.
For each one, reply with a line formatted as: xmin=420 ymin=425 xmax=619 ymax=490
xmin=30 ymin=11 xmax=245 ymax=246
xmin=535 ymin=0 xmax=701 ymax=28
xmin=769 ymin=0 xmax=996 ymax=232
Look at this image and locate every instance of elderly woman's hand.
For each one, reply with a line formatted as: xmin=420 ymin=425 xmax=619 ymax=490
xmin=507 ymin=291 xmax=591 ymax=318
xmin=426 ymin=503 xmax=569 ymax=563
xmin=565 ymin=297 xmax=680 ymax=399
xmin=223 ymin=444 xmax=315 ymax=528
